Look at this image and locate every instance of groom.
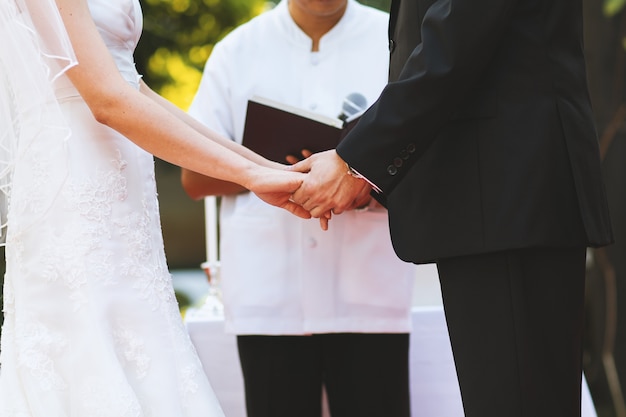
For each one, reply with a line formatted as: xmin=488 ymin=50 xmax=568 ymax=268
xmin=290 ymin=0 xmax=614 ymax=416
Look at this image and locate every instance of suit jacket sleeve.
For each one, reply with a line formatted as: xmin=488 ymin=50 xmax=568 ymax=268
xmin=337 ymin=0 xmax=517 ymax=196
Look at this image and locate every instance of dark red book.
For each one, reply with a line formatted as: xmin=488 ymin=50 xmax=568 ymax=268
xmin=241 ymin=96 xmax=362 ymax=163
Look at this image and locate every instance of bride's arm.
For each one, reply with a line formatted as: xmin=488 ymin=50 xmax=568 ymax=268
xmin=138 ymin=81 xmax=284 ymax=171
xmin=54 ymin=0 xmax=308 ymax=216
xmin=140 ymin=82 xmax=276 ymax=198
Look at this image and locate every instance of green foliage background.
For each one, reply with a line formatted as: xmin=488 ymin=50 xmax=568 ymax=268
xmin=605 ymin=0 xmax=626 ymax=16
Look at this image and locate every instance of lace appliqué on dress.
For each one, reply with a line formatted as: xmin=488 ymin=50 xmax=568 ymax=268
xmin=15 ymin=321 xmax=68 ymax=392
xmin=113 ymin=325 xmax=151 ymax=380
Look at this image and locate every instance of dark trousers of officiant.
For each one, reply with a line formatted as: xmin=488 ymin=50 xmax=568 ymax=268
xmin=237 ymin=333 xmax=410 ymax=417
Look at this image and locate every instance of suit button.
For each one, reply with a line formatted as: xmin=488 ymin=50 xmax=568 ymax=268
xmin=387 ymin=165 xmax=398 ymax=175
xmin=406 ymin=143 xmax=416 ymax=153
xmin=400 ymin=150 xmax=409 ymax=160
xmin=393 ymin=157 xmax=403 ymax=167
xmin=389 ymin=39 xmax=396 ymax=52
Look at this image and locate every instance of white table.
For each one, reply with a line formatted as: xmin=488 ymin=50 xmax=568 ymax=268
xmin=185 ymin=303 xmax=597 ymax=417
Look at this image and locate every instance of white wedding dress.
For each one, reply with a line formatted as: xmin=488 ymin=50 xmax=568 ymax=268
xmin=0 ymin=0 xmax=225 ymax=416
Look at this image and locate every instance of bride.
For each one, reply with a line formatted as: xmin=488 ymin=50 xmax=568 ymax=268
xmin=0 ymin=0 xmax=308 ymax=415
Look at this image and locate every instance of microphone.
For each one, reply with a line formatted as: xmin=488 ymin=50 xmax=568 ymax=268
xmin=338 ymin=92 xmax=367 ymax=122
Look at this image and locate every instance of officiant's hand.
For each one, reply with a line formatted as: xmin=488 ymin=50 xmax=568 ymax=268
xmin=289 ymin=150 xmax=368 ymax=219
xmin=285 ymin=148 xmax=313 ymax=165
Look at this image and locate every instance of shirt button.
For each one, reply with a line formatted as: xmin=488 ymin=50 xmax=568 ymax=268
xmin=387 ymin=165 xmax=398 ymax=176
xmin=308 ymin=237 xmax=317 ymax=248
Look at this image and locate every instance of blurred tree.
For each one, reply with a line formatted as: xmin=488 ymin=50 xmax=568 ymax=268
xmin=137 ymin=0 xmax=267 ymax=109
xmin=605 ymin=0 xmax=626 ymax=17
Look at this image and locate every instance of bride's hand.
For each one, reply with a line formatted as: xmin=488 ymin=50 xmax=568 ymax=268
xmin=248 ymin=167 xmax=311 ymax=219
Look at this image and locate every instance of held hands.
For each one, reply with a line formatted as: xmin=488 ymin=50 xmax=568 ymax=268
xmin=248 ymin=167 xmax=311 ymax=220
xmin=288 ymin=150 xmax=370 ymax=227
xmin=251 ymin=150 xmax=371 ymax=229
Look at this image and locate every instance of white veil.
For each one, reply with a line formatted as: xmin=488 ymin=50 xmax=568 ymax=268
xmin=0 ymin=0 xmax=77 ymax=243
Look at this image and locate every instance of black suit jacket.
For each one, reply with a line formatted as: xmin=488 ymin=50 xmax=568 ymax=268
xmin=337 ymin=0 xmax=613 ymax=264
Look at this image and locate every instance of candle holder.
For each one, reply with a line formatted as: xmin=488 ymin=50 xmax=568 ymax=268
xmin=201 ymin=260 xmax=223 ymax=317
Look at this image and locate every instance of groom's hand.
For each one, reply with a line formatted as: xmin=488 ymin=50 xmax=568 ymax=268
xmin=290 ymin=150 xmax=367 ymax=219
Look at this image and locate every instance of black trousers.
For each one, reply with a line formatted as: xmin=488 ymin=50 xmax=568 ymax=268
xmin=237 ymin=333 xmax=410 ymax=417
xmin=437 ymin=247 xmax=587 ymax=417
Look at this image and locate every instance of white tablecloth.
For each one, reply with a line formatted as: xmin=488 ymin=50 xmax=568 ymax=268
xmin=185 ymin=303 xmax=597 ymax=417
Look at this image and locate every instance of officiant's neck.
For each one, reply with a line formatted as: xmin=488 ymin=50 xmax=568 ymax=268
xmin=288 ymin=0 xmax=347 ymax=52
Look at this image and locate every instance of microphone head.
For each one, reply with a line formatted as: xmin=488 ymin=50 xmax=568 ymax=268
xmin=341 ymin=92 xmax=368 ymax=118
